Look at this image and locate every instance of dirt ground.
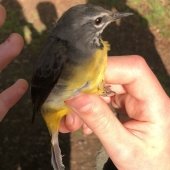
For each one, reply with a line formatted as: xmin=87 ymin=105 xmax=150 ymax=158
xmin=0 ymin=1 xmax=170 ymax=170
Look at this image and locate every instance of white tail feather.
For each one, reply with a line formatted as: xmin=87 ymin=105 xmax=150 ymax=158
xmin=51 ymin=132 xmax=65 ymax=170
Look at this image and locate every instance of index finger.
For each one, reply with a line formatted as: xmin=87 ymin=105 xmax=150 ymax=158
xmin=0 ymin=33 xmax=24 ymax=70
xmin=105 ymin=56 xmax=169 ymax=104
xmin=0 ymin=79 xmax=28 ymax=121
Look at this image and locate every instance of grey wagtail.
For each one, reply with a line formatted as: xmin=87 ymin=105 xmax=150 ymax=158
xmin=31 ymin=4 xmax=132 ymax=170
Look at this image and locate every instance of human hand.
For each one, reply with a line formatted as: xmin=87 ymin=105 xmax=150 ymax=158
xmin=61 ymin=55 xmax=170 ymax=170
xmin=0 ymin=5 xmax=28 ymax=121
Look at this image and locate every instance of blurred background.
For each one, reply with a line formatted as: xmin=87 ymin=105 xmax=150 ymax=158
xmin=0 ymin=0 xmax=169 ymax=170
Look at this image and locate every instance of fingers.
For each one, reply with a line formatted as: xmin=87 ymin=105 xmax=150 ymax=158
xmin=105 ymin=56 xmax=168 ymax=103
xmin=59 ymin=112 xmax=93 ymax=135
xmin=0 ymin=33 xmax=24 ymax=70
xmin=65 ymin=94 xmax=131 ymax=156
xmin=0 ymin=5 xmax=6 ymax=27
xmin=59 ymin=113 xmax=93 ymax=135
xmin=0 ymin=5 xmax=24 ymax=70
xmin=112 ymin=93 xmax=147 ymax=121
xmin=0 ymin=5 xmax=26 ymax=121
xmin=0 ymin=79 xmax=28 ymax=121
xmin=59 ymin=112 xmax=83 ymax=133
xmin=105 ymin=56 xmax=170 ymax=121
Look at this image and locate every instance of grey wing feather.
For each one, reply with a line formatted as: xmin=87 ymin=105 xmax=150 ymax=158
xmin=31 ymin=36 xmax=68 ymax=121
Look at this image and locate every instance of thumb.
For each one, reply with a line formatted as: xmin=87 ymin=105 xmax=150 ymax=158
xmin=65 ymin=94 xmax=130 ymax=158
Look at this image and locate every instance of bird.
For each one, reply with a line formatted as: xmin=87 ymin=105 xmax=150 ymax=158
xmin=31 ymin=4 xmax=132 ymax=170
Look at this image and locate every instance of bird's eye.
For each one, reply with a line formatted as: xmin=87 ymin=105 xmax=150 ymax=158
xmin=95 ymin=17 xmax=102 ymax=25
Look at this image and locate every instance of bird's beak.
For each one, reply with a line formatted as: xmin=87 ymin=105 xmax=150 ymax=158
xmin=111 ymin=12 xmax=133 ymax=21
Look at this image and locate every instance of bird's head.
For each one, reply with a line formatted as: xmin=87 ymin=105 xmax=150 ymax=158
xmin=55 ymin=4 xmax=132 ymax=49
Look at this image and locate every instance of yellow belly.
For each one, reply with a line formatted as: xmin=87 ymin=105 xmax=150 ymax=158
xmin=42 ymin=40 xmax=110 ymax=133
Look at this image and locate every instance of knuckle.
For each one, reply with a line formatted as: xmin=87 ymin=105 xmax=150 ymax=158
xmin=85 ymin=101 xmax=112 ymax=131
xmin=77 ymin=95 xmax=114 ymax=134
xmin=78 ymin=95 xmax=98 ymax=113
xmin=132 ymin=55 xmax=146 ymax=67
xmin=81 ymin=95 xmax=103 ymax=116
xmin=130 ymin=55 xmax=148 ymax=76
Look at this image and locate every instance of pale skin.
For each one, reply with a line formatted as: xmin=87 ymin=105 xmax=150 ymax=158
xmin=60 ymin=55 xmax=170 ymax=170
xmin=0 ymin=5 xmax=28 ymax=121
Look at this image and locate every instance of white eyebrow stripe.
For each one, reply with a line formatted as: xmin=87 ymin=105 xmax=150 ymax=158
xmin=85 ymin=12 xmax=109 ymax=20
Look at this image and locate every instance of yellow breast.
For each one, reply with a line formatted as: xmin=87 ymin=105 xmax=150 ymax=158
xmin=67 ymin=40 xmax=110 ymax=94
xmin=42 ymin=40 xmax=110 ymax=133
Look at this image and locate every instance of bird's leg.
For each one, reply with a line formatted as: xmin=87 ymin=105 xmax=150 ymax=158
xmin=102 ymin=85 xmax=115 ymax=97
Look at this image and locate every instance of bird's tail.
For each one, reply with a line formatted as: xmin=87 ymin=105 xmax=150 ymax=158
xmin=51 ymin=132 xmax=65 ymax=170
